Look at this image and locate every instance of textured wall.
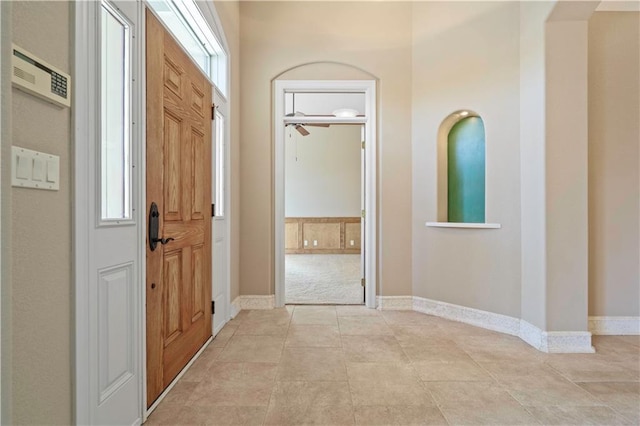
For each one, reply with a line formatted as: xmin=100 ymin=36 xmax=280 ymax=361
xmin=11 ymin=2 xmax=72 ymax=424
xmin=239 ymin=1 xmax=413 ymax=297
xmin=411 ymin=2 xmax=523 ymax=318
xmin=588 ymin=12 xmax=640 ymax=317
xmin=1 ymin=1 xmax=13 ymax=422
xmin=11 ymin=1 xmax=72 ymax=424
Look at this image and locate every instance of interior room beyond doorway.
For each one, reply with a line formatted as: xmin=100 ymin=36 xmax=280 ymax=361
xmin=284 ymin=101 xmax=364 ymax=304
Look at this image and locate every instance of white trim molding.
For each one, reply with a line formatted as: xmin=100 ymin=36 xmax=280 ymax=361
xmin=413 ymin=296 xmax=521 ymax=336
xmin=589 ymin=316 xmax=640 ymax=335
xmin=596 ymin=0 xmax=640 ymax=12
xmin=230 ymin=296 xmax=241 ymax=318
xmin=376 ymin=296 xmax=413 ymax=310
xmin=274 ymin=79 xmax=377 ymax=309
xmin=520 ymin=320 xmax=594 ymax=353
xmin=542 ymin=331 xmax=594 ymax=353
xmin=426 ymin=222 xmax=502 ymax=229
xmin=519 ymin=320 xmax=545 ymax=349
xmin=236 ymin=295 xmax=275 ymax=310
xmin=231 ymin=293 xmax=599 ymax=353
xmin=411 ymin=296 xmax=594 ymax=353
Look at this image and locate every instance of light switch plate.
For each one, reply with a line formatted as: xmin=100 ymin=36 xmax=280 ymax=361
xmin=12 ymin=146 xmax=60 ymax=190
xmin=16 ymin=155 xmax=30 ymax=180
xmin=32 ymin=158 xmax=45 ymax=181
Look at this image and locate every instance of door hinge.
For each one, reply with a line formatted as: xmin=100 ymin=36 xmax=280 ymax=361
xmin=212 ymin=104 xmax=216 ymax=120
xmin=211 ymin=300 xmax=215 ymax=314
xmin=361 ymin=209 xmax=365 ymax=218
xmin=361 ymin=278 xmax=365 ymax=287
xmin=212 ymin=203 xmax=215 ymax=217
xmin=361 ymin=140 xmax=365 ymax=149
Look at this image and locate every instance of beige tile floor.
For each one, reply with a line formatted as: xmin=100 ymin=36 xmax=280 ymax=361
xmin=146 ymin=306 xmax=640 ymax=425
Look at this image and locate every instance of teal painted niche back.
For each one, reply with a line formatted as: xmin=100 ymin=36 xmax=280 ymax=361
xmin=447 ymin=116 xmax=486 ymax=223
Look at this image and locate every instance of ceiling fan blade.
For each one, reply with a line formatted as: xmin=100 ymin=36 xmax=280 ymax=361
xmin=306 ymin=123 xmax=330 ymax=128
xmin=295 ymin=125 xmax=310 ymax=136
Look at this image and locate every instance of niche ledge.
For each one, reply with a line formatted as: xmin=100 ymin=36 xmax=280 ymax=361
xmin=426 ymin=222 xmax=501 ymax=229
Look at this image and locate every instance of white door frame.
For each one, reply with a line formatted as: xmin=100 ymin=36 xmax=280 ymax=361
xmin=274 ymin=80 xmax=377 ymax=308
xmin=212 ymin=87 xmax=232 ymax=335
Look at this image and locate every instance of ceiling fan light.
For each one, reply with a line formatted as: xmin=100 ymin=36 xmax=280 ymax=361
xmin=332 ymin=108 xmax=359 ymax=118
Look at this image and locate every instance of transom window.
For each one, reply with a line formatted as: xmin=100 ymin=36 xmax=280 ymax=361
xmin=148 ymin=0 xmax=227 ymax=96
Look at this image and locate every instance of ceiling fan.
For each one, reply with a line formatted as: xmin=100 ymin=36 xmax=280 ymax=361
xmin=285 ymin=111 xmax=330 ymax=136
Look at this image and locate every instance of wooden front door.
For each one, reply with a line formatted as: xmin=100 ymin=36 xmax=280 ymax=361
xmin=146 ymin=9 xmax=212 ymax=407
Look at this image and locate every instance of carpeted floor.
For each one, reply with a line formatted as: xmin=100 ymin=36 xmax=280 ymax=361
xmin=285 ymin=254 xmax=363 ymax=304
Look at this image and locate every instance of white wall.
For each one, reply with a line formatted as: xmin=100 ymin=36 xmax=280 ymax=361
xmin=411 ymin=2 xmax=522 ymax=318
xmin=588 ymin=12 xmax=640 ymax=317
xmin=285 ymin=125 xmax=361 ymax=217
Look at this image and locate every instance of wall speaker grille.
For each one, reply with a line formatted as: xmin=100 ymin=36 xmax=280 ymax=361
xmin=13 ymin=66 xmax=36 ymax=85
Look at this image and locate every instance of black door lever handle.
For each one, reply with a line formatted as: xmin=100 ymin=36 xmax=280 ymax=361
xmin=154 ymin=237 xmax=175 ymax=245
xmin=149 ymin=202 xmax=175 ymax=251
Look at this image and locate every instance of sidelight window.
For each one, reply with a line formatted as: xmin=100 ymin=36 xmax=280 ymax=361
xmin=100 ymin=1 xmax=132 ymax=221
xmin=214 ymin=110 xmax=225 ymax=217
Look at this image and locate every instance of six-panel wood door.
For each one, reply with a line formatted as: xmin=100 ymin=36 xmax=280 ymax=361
xmin=146 ymin=9 xmax=212 ymax=407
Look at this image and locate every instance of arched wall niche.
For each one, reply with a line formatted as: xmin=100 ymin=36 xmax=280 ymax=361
xmin=436 ymin=110 xmax=486 ymax=222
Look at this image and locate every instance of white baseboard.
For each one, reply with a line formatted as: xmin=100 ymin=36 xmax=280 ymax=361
xmin=230 ymin=296 xmax=241 ymax=318
xmin=235 ymin=295 xmax=275 ymax=310
xmin=542 ymin=331 xmax=595 ymax=353
xmin=521 ymin=319 xmax=594 ymax=353
xmin=519 ymin=320 xmax=545 ymax=349
xmin=412 ymin=296 xmax=594 ymax=353
xmin=413 ymin=296 xmax=520 ymax=336
xmin=589 ymin=316 xmax=640 ymax=335
xmin=376 ymin=296 xmax=413 ymax=310
xmin=229 ymin=293 xmax=602 ymax=353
